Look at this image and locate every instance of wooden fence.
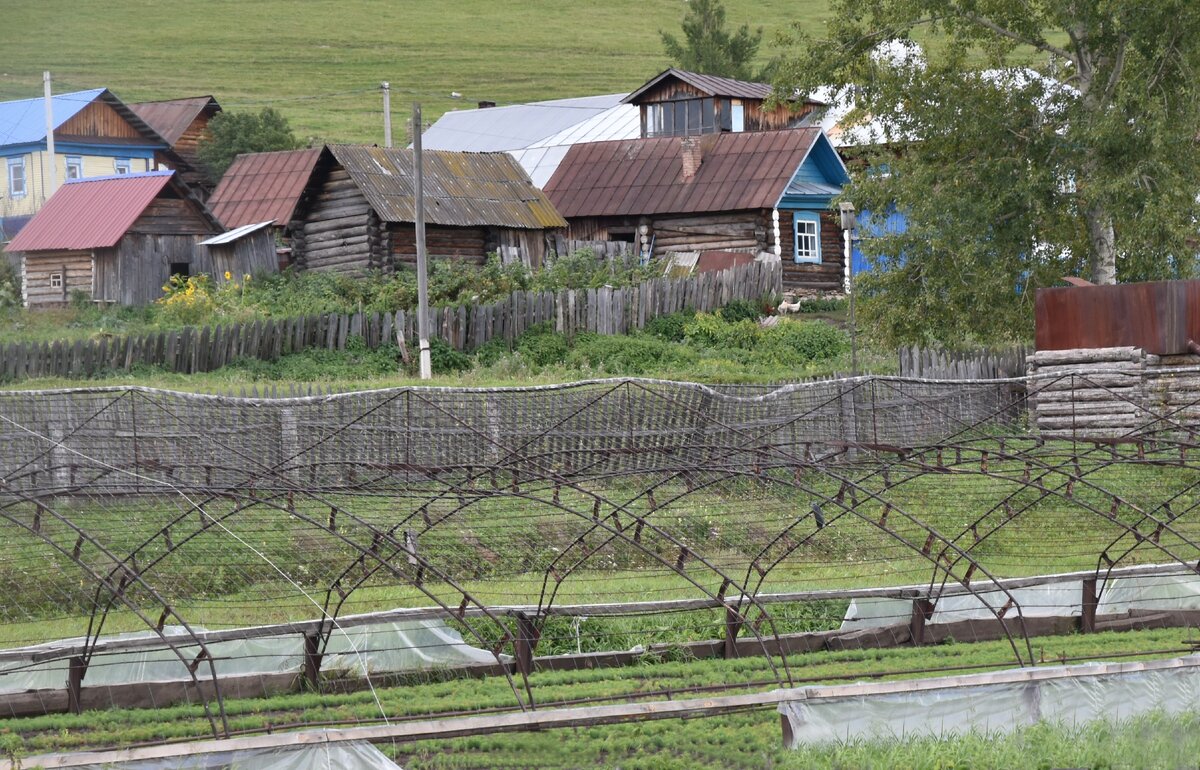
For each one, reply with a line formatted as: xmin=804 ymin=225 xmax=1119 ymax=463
xmin=898 ymin=344 xmax=1031 ymax=380
xmin=0 ymin=260 xmax=781 ymax=382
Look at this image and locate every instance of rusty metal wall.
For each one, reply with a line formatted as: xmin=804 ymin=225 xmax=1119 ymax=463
xmin=1035 ymin=280 xmax=1200 ymax=355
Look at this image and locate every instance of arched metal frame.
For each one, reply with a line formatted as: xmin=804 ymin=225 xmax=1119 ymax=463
xmin=1 ymin=373 xmax=1200 ymax=734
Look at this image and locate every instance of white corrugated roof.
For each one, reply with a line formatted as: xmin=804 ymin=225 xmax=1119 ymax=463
xmin=510 ymin=103 xmax=641 ymax=187
xmin=420 ymin=94 xmax=627 ymax=153
xmin=200 ymin=220 xmax=275 ymax=245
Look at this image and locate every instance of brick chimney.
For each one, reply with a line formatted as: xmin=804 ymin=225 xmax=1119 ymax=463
xmin=680 ymin=137 xmax=702 ymax=180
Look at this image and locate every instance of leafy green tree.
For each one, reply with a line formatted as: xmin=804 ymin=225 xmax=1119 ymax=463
xmin=197 ymin=107 xmax=301 ymax=180
xmin=776 ymin=1 xmax=1200 ymax=344
xmin=660 ymin=0 xmax=764 ymax=81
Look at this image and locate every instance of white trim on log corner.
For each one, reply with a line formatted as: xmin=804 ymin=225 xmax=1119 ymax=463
xmin=11 ymin=655 xmax=1200 ymax=769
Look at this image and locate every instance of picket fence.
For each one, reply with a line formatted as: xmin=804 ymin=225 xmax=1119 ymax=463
xmin=897 ymin=344 xmax=1031 ymax=380
xmin=0 ymin=261 xmax=781 ymax=382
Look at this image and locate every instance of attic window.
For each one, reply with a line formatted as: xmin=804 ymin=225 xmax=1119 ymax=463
xmin=114 ymin=158 xmax=132 ymax=174
xmin=645 ymin=97 xmax=716 ymax=137
xmin=49 ymin=273 xmax=63 ymax=289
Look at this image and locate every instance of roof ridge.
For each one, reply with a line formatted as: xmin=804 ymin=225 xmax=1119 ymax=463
xmin=64 ymin=170 xmax=175 ymax=185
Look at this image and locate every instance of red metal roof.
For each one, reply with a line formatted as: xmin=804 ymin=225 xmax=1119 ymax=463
xmin=6 ymin=172 xmax=175 ymax=252
xmin=208 ymin=148 xmax=323 ymax=229
xmin=543 ymin=129 xmax=821 ymax=218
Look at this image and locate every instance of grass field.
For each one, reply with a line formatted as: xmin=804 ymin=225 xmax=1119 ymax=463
xmin=0 ymin=0 xmax=832 ymax=144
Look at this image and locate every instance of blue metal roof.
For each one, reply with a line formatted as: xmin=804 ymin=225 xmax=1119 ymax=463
xmin=0 ymin=88 xmax=106 ymax=148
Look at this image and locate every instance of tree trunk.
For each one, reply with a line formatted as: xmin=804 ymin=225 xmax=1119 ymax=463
xmin=1085 ymin=201 xmax=1117 ymax=285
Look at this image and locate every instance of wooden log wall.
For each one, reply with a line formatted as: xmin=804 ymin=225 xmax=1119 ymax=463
xmin=1027 ymin=347 xmax=1150 ymax=438
xmin=780 ymin=211 xmax=844 ymax=293
xmin=650 ymin=211 xmax=766 ymax=257
xmin=392 ymin=224 xmax=487 ymax=267
xmin=0 ymin=260 xmax=781 ymax=382
xmin=293 ymin=168 xmax=378 ymax=274
xmin=22 ymin=251 xmax=92 ymax=308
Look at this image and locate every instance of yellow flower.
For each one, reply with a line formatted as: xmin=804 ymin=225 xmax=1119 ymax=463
xmin=224 ymin=271 xmax=232 ymax=281
xmin=243 ymin=273 xmax=251 ymax=282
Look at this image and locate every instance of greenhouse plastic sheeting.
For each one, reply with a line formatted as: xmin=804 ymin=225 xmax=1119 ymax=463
xmin=780 ymin=658 xmax=1200 ymax=746
xmin=840 ymin=573 xmax=1200 ymax=630
xmin=0 ymin=619 xmax=502 ymax=695
xmin=71 ymin=740 xmax=402 ymax=769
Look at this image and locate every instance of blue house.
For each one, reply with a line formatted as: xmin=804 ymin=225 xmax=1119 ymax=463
xmin=0 ymin=88 xmax=174 ymax=241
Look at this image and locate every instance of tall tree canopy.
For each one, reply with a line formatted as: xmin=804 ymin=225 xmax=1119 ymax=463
xmin=660 ymin=0 xmax=764 ymax=81
xmin=197 ymin=107 xmax=300 ymax=180
xmin=776 ymin=1 xmax=1200 ymax=344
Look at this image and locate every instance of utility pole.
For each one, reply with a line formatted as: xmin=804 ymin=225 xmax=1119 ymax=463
xmin=839 ymin=202 xmax=858 ymax=376
xmin=43 ymin=71 xmax=57 ymax=199
xmin=413 ymin=102 xmax=431 ymax=380
xmin=381 ymin=82 xmax=392 ymax=148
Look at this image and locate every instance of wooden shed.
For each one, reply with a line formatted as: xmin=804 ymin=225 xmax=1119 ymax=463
xmin=543 ymin=128 xmax=851 ymax=294
xmin=6 ymin=171 xmax=272 ymax=307
xmin=625 ymin=68 xmax=825 ymax=138
xmin=128 ymin=96 xmax=222 ymax=193
xmin=198 ymin=221 xmax=279 ymax=285
xmin=289 ymin=145 xmax=566 ymax=274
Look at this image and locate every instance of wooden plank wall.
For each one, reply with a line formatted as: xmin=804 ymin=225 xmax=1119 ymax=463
xmin=898 ymin=344 xmax=1032 ymax=380
xmin=94 ymin=235 xmax=209 ymax=306
xmin=0 ymin=260 xmax=781 ymax=381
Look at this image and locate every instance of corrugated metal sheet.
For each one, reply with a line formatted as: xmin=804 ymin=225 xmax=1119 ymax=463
xmin=328 ymin=145 xmax=566 ymax=229
xmin=1035 ymin=281 xmax=1200 ymax=355
xmin=622 ymin=69 xmax=774 ymax=104
xmin=421 ymin=94 xmax=625 ymax=153
xmin=199 ymin=220 xmax=274 ymax=246
xmin=0 ymin=88 xmax=105 ymax=146
xmin=208 ymin=148 xmax=323 ymax=229
xmin=510 ymin=104 xmax=641 ymax=187
xmin=128 ymin=96 xmax=218 ymax=145
xmin=544 ymin=129 xmax=822 ymax=218
xmin=6 ymin=172 xmax=174 ymax=252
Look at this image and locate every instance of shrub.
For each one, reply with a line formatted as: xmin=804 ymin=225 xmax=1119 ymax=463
xmin=758 ymin=319 xmax=848 ymax=363
xmin=644 ymin=309 xmax=694 ymax=342
xmin=683 ymin=313 xmax=760 ymax=349
xmin=515 ymin=323 xmax=569 ymax=368
xmin=472 ymin=335 xmax=510 ymax=367
xmin=428 ymin=338 xmax=471 ymax=374
xmin=718 ymin=298 xmax=762 ymax=323
xmin=0 ymin=257 xmax=20 ymax=309
xmin=566 ymin=333 xmax=697 ymax=375
xmin=793 ymin=296 xmax=848 ymax=313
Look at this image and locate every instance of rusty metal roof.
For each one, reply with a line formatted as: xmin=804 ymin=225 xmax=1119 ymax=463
xmin=622 ymin=69 xmax=775 ymax=103
xmin=128 ymin=96 xmax=220 ymax=146
xmin=208 ymin=148 xmax=323 ymax=229
xmin=543 ymin=129 xmax=822 ymax=218
xmin=327 ymin=145 xmax=566 ymax=229
xmin=7 ymin=172 xmax=176 ymax=252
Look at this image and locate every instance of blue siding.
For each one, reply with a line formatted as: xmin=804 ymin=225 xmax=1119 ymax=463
xmin=851 ymin=208 xmax=908 ymax=274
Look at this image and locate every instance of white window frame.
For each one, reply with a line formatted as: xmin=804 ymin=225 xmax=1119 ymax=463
xmin=7 ymin=157 xmax=27 ymax=197
xmin=794 ymin=213 xmax=822 ymax=264
xmin=114 ymin=158 xmax=132 ymax=174
xmin=49 ymin=273 xmax=63 ymax=289
xmin=65 ymin=155 xmax=83 ymax=180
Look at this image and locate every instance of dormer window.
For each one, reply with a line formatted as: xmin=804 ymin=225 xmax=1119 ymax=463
xmin=645 ymin=97 xmax=716 ymax=138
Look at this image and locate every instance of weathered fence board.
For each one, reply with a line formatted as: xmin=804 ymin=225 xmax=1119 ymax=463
xmin=0 ymin=260 xmax=782 ymax=382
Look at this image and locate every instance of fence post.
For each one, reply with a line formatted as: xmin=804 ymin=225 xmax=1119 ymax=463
xmin=723 ymin=604 xmax=744 ymax=659
xmin=513 ymin=611 xmax=539 ymax=676
xmin=67 ymin=655 xmax=87 ymax=714
xmin=1080 ymin=578 xmax=1098 ymax=633
xmin=910 ymin=598 xmax=935 ymax=645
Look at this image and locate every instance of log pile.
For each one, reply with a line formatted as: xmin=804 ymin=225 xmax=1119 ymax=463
xmin=1027 ymin=347 xmax=1148 ymax=438
xmin=1027 ymin=346 xmax=1200 ymax=438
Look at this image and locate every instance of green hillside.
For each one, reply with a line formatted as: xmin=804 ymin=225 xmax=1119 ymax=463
xmin=0 ymin=0 xmax=832 ymax=144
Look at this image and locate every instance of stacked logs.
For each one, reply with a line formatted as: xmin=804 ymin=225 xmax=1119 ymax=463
xmin=1027 ymin=347 xmax=1148 ymax=438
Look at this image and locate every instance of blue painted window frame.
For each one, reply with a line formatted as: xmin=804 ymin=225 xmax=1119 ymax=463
xmin=793 ymin=212 xmax=821 ymax=264
xmin=65 ymin=155 xmax=83 ymax=180
xmin=6 ymin=157 xmax=26 ymax=197
xmin=114 ymin=158 xmax=132 ymax=174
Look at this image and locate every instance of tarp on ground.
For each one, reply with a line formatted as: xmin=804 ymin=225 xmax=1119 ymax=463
xmin=840 ymin=573 xmax=1200 ymax=630
xmin=0 ymin=619 xmax=503 ymax=695
xmin=71 ymin=740 xmax=402 ymax=769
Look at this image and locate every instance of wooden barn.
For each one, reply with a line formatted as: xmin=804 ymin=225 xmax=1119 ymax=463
xmin=289 ymin=144 xmax=566 ymax=274
xmin=625 ymin=68 xmax=825 ymax=138
xmin=543 ymin=128 xmax=851 ymax=294
xmin=6 ymin=171 xmax=273 ymax=307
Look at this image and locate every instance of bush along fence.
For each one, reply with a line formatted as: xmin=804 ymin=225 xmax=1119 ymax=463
xmin=0 ymin=260 xmax=782 ymax=382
